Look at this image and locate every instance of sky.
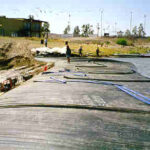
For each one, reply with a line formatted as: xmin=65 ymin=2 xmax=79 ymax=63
xmin=0 ymin=0 xmax=150 ymax=35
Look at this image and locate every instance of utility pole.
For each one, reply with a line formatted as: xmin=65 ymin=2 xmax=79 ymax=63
xmin=144 ymin=15 xmax=147 ymax=34
xmin=130 ymin=12 xmax=133 ymax=33
xmin=107 ymin=25 xmax=110 ymax=34
xmin=100 ymin=10 xmax=103 ymax=37
xmin=97 ymin=23 xmax=100 ymax=37
xmin=115 ymin=22 xmax=117 ymax=36
xmin=68 ymin=13 xmax=71 ymax=26
xmin=67 ymin=13 xmax=71 ymax=34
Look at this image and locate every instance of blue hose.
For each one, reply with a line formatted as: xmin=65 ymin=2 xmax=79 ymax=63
xmin=67 ymin=80 xmax=119 ymax=86
xmin=115 ymin=85 xmax=150 ymax=105
xmin=37 ymin=75 xmax=150 ymax=105
xmin=122 ymin=86 xmax=150 ymax=102
xmin=43 ymin=70 xmax=87 ymax=77
xmin=59 ymin=79 xmax=150 ymax=105
xmin=68 ymin=80 xmax=150 ymax=104
xmin=50 ymin=77 xmax=67 ymax=84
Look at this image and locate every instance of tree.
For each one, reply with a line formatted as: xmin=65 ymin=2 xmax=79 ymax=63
xmin=41 ymin=22 xmax=50 ymax=38
xmin=28 ymin=15 xmax=34 ymax=20
xmin=138 ymin=24 xmax=145 ymax=37
xmin=73 ymin=26 xmax=80 ymax=37
xmin=132 ymin=26 xmax=138 ymax=37
xmin=64 ymin=25 xmax=71 ymax=34
xmin=28 ymin=15 xmax=34 ymax=37
xmin=125 ymin=29 xmax=131 ymax=37
xmin=81 ymin=24 xmax=94 ymax=37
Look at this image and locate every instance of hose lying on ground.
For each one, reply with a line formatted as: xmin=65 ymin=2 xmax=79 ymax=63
xmin=42 ymin=69 xmax=135 ymax=76
xmin=34 ymin=77 xmax=150 ymax=105
xmin=0 ymin=104 xmax=149 ymax=114
xmin=87 ymin=70 xmax=136 ymax=75
xmin=75 ymin=65 xmax=107 ymax=68
xmin=64 ymin=76 xmax=150 ymax=82
xmin=42 ymin=70 xmax=87 ymax=77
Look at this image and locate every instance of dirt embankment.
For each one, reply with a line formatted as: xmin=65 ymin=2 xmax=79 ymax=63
xmin=0 ymin=41 xmax=45 ymax=70
xmin=0 ymin=40 xmax=53 ymax=93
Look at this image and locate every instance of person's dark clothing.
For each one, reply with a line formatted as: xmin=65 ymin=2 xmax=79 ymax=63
xmin=96 ymin=48 xmax=100 ymax=56
xmin=66 ymin=45 xmax=71 ymax=57
xmin=79 ymin=48 xmax=82 ymax=56
xmin=41 ymin=39 xmax=44 ymax=44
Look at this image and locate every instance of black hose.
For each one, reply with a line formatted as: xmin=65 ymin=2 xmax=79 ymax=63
xmin=87 ymin=70 xmax=135 ymax=75
xmin=75 ymin=65 xmax=107 ymax=68
xmin=64 ymin=76 xmax=150 ymax=82
xmin=0 ymin=104 xmax=149 ymax=114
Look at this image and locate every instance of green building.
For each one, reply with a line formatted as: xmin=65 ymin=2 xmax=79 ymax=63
xmin=0 ymin=16 xmax=47 ymax=37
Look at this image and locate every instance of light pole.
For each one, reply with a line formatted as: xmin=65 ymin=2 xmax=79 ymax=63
xmin=100 ymin=10 xmax=103 ymax=37
xmin=97 ymin=23 xmax=100 ymax=37
xmin=68 ymin=13 xmax=71 ymax=33
xmin=68 ymin=13 xmax=71 ymax=26
xmin=130 ymin=12 xmax=133 ymax=33
xmin=144 ymin=15 xmax=147 ymax=34
xmin=115 ymin=22 xmax=117 ymax=36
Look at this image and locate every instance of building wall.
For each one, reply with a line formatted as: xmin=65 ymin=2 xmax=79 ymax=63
xmin=0 ymin=16 xmax=42 ymax=37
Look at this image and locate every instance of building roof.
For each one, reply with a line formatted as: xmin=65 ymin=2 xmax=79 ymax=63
xmin=0 ymin=16 xmax=48 ymax=23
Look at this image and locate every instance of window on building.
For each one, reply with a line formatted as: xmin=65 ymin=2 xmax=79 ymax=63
xmin=34 ymin=23 xmax=40 ymax=31
xmin=11 ymin=32 xmax=18 ymax=37
xmin=24 ymin=22 xmax=31 ymax=30
xmin=0 ymin=29 xmax=4 ymax=36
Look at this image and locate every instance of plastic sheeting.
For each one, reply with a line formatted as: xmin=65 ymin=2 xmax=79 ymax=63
xmin=31 ymin=47 xmax=67 ymax=55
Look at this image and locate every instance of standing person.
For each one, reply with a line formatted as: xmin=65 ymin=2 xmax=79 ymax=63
xmin=79 ymin=46 xmax=83 ymax=57
xmin=44 ymin=38 xmax=48 ymax=47
xmin=96 ymin=46 xmax=100 ymax=57
xmin=41 ymin=39 xmax=44 ymax=45
xmin=65 ymin=41 xmax=71 ymax=63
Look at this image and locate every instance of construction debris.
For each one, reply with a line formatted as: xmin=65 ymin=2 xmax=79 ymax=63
xmin=0 ymin=41 xmax=54 ymax=93
xmin=31 ymin=47 xmax=67 ymax=56
xmin=0 ymin=63 xmax=54 ymax=92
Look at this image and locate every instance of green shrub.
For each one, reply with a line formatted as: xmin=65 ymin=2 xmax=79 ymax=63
xmin=105 ymin=41 xmax=110 ymax=45
xmin=116 ymin=38 xmax=128 ymax=46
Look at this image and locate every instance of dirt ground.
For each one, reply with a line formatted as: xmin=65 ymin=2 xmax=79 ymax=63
xmin=0 ymin=36 xmax=150 ymax=70
xmin=0 ymin=38 xmax=46 ymax=70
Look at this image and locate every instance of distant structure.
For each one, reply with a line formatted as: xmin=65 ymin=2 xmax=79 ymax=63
xmin=117 ymin=31 xmax=124 ymax=37
xmin=104 ymin=33 xmax=109 ymax=37
xmin=48 ymin=33 xmax=62 ymax=38
xmin=61 ymin=34 xmax=73 ymax=38
xmin=48 ymin=33 xmax=73 ymax=39
xmin=0 ymin=16 xmax=47 ymax=37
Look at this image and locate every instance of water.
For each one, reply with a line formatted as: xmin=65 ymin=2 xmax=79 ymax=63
xmin=109 ymin=58 xmax=150 ymax=78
